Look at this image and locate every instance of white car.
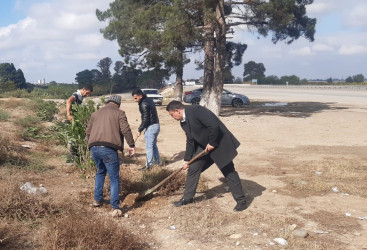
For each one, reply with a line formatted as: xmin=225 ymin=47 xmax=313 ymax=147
xmin=141 ymin=89 xmax=163 ymax=105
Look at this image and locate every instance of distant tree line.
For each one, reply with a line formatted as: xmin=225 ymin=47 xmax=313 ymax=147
xmin=241 ymin=60 xmax=366 ymax=85
xmin=75 ymin=57 xmax=169 ymax=95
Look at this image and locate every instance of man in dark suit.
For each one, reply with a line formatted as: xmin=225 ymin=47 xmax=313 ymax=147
xmin=166 ymin=101 xmax=247 ymax=212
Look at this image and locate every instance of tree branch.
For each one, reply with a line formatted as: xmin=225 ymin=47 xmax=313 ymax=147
xmin=227 ymin=21 xmax=268 ymax=27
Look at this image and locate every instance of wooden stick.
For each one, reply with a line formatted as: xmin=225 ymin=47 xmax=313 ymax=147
xmin=142 ymin=150 xmax=207 ymax=196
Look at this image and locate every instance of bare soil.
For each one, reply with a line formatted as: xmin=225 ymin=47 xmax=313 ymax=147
xmin=1 ymin=93 xmax=366 ymax=249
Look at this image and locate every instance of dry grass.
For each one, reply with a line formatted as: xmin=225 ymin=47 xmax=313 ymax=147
xmin=170 ymin=204 xmax=345 ymax=249
xmin=0 ymin=182 xmax=60 ymax=221
xmin=0 ymin=135 xmax=29 ymax=167
xmin=304 ymin=210 xmax=361 ymax=234
xmin=0 ymin=97 xmax=30 ymax=109
xmin=37 ymin=212 xmax=149 ymax=250
xmin=282 ymin=158 xmax=367 ymax=198
xmin=120 ymin=167 xmax=187 ymax=197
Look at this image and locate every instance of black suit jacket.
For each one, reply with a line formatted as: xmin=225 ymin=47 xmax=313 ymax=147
xmin=181 ymin=105 xmax=240 ymax=169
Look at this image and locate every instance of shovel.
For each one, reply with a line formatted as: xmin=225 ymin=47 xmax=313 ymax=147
xmin=122 ymin=150 xmax=207 ymax=207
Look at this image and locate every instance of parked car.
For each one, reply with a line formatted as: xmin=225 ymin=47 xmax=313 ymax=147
xmin=183 ymin=88 xmax=250 ymax=107
xmin=141 ymin=89 xmax=163 ymax=105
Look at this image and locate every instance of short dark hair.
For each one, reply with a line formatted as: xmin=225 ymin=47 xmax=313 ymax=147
xmin=83 ymin=84 xmax=93 ymax=92
xmin=166 ymin=100 xmax=184 ymax=111
xmin=131 ymin=89 xmax=143 ymax=96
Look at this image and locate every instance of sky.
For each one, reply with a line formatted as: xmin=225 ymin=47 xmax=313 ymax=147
xmin=0 ymin=0 xmax=367 ymax=84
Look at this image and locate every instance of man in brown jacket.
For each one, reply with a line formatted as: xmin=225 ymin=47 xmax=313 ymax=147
xmin=86 ymin=95 xmax=135 ymax=213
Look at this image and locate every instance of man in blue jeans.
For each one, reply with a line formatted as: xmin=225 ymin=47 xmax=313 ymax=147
xmin=132 ymin=89 xmax=160 ymax=171
xmin=86 ymin=95 xmax=135 ymax=214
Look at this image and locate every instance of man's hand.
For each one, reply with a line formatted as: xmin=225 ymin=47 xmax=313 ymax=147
xmin=128 ymin=147 xmax=136 ymax=157
xmin=67 ymin=114 xmax=73 ymax=122
xmin=205 ymin=143 xmax=215 ymax=152
xmin=181 ymin=161 xmax=189 ymax=170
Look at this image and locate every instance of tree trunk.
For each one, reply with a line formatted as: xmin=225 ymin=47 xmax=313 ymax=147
xmin=200 ymin=13 xmax=216 ymax=112
xmin=213 ymin=0 xmax=226 ymax=115
xmin=174 ymin=50 xmax=184 ymax=101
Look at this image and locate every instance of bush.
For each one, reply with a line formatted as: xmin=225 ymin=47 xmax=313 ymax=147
xmin=54 ymin=100 xmax=100 ymax=170
xmin=32 ymin=99 xmax=58 ymax=122
xmin=0 ymin=108 xmax=9 ymax=121
xmin=0 ymin=183 xmax=60 ymax=221
xmin=38 ymin=212 xmax=148 ymax=249
xmin=0 ymin=89 xmax=31 ymax=98
xmin=0 ymin=136 xmax=28 ymax=166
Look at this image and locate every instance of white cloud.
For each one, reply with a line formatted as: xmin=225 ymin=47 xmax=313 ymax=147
xmin=345 ymin=4 xmax=367 ymax=29
xmin=290 ymin=47 xmax=314 ymax=56
xmin=339 ymin=45 xmax=367 ymax=55
xmin=0 ymin=0 xmax=121 ymax=83
xmin=312 ymin=43 xmax=334 ymax=52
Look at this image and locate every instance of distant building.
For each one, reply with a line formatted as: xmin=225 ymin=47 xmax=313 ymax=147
xmin=36 ymin=78 xmax=46 ymax=85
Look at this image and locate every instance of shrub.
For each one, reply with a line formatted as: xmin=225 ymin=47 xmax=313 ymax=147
xmin=38 ymin=212 xmax=148 ymax=249
xmin=54 ymin=100 xmax=100 ymax=170
xmin=0 ymin=108 xmax=9 ymax=121
xmin=32 ymin=99 xmax=59 ymax=122
xmin=0 ymin=183 xmax=60 ymax=221
xmin=0 ymin=89 xmax=31 ymax=98
xmin=0 ymin=136 xmax=28 ymax=166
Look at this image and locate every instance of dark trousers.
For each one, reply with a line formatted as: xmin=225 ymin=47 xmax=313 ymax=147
xmin=183 ymin=152 xmax=246 ymax=204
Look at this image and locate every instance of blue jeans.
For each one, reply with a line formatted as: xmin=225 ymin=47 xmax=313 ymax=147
xmin=90 ymin=146 xmax=120 ymax=209
xmin=144 ymin=123 xmax=160 ymax=167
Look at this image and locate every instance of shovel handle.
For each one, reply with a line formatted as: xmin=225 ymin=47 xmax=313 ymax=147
xmin=142 ymin=150 xmax=207 ymax=196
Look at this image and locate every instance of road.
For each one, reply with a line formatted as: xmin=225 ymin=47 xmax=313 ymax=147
xmin=223 ymin=85 xmax=367 ymax=106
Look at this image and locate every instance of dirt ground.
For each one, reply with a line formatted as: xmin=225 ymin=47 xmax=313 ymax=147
xmin=1 ymin=88 xmax=367 ymax=249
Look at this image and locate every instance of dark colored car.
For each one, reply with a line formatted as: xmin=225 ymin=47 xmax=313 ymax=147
xmin=183 ymin=88 xmax=250 ymax=107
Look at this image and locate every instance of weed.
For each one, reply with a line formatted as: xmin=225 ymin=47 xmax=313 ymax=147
xmin=38 ymin=211 xmax=149 ymax=249
xmin=0 ymin=108 xmax=9 ymax=121
xmin=53 ymin=100 xmax=99 ymax=170
xmin=0 ymin=89 xmax=31 ymax=98
xmin=15 ymin=115 xmax=41 ymax=127
xmin=0 ymin=136 xmax=28 ymax=167
xmin=0 ymin=97 xmax=29 ymax=109
xmin=0 ymin=182 xmax=60 ymax=221
xmin=283 ymin=158 xmax=367 ymax=198
xmin=32 ymin=99 xmax=59 ymax=122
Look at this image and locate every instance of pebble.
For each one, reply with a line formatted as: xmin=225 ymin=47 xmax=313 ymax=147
xmin=124 ymin=214 xmax=129 ymax=218
xmin=236 ymin=241 xmax=240 ymax=246
xmin=315 ymin=171 xmax=322 ymax=175
xmin=273 ymin=238 xmax=288 ymax=245
xmin=332 ymin=187 xmax=339 ymax=193
xmin=354 ymin=232 xmax=361 ymax=236
xmin=289 ymin=224 xmax=297 ymax=231
xmin=294 ymin=207 xmax=301 ymax=211
xmin=345 ymin=212 xmax=351 ymax=217
xmin=139 ymin=224 xmax=146 ymax=229
xmin=170 ymin=225 xmax=176 ymax=230
xmin=292 ymin=229 xmax=308 ymax=238
xmin=229 ymin=233 xmax=242 ymax=239
xmin=272 ymin=190 xmax=277 ymax=193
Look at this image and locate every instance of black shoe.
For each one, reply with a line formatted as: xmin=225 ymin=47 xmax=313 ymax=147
xmin=173 ymin=198 xmax=194 ymax=207
xmin=233 ymin=202 xmax=247 ymax=212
